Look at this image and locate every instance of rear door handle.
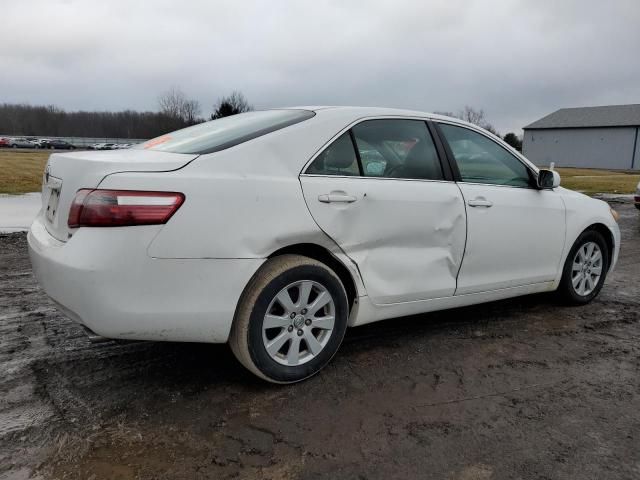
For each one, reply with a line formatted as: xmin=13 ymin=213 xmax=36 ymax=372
xmin=318 ymin=193 xmax=357 ymax=204
xmin=467 ymin=198 xmax=493 ymax=208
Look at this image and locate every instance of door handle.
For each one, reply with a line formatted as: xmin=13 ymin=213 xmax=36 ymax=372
xmin=467 ymin=198 xmax=493 ymax=208
xmin=318 ymin=193 xmax=357 ymax=204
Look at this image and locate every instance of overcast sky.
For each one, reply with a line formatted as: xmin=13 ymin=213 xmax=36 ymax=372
xmin=2 ymin=0 xmax=639 ymax=133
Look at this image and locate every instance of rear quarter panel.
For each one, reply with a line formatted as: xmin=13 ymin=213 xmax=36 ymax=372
xmin=97 ymin=114 xmax=367 ymax=297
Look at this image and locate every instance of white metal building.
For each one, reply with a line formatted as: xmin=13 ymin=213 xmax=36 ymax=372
xmin=522 ymin=104 xmax=640 ymax=170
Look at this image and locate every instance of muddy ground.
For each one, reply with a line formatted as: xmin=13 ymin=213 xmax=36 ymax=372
xmin=1 ymin=203 xmax=639 ymax=480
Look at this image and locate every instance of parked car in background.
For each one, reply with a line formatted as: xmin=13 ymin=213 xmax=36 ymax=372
xmin=0 ymin=137 xmax=9 ymax=147
xmin=7 ymin=137 xmax=34 ymax=148
xmin=29 ymin=139 xmax=51 ymax=148
xmin=28 ymin=107 xmax=621 ymax=383
xmin=91 ymin=143 xmax=117 ymax=150
xmin=41 ymin=139 xmax=76 ymax=150
xmin=635 ymin=181 xmax=640 ymax=210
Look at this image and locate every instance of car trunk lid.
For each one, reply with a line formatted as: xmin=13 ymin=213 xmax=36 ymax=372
xmin=41 ymin=149 xmax=198 ymax=241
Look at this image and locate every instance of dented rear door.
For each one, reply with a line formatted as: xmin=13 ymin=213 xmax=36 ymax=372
xmin=300 ymin=175 xmax=466 ymax=304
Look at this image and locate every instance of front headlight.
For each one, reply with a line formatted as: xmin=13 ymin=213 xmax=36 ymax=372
xmin=610 ymin=208 xmax=620 ymax=222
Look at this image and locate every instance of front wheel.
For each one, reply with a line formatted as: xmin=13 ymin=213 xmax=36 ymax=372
xmin=229 ymin=254 xmax=349 ymax=383
xmin=558 ymin=230 xmax=609 ymax=304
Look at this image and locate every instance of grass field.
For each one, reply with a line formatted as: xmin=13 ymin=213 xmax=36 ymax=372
xmin=0 ymin=149 xmax=638 ymax=195
xmin=0 ymin=150 xmax=49 ymax=194
xmin=553 ymin=167 xmax=640 ymax=195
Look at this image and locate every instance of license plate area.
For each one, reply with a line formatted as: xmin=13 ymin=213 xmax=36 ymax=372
xmin=45 ymin=176 xmax=63 ymax=223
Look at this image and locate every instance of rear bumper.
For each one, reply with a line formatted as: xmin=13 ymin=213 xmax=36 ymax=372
xmin=634 ymin=195 xmax=640 ymax=209
xmin=28 ymin=216 xmax=263 ymax=343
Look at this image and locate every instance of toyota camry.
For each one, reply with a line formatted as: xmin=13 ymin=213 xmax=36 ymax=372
xmin=28 ymin=107 xmax=621 ymax=383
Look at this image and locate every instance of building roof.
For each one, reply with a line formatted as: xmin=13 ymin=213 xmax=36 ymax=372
xmin=523 ymin=104 xmax=640 ymax=129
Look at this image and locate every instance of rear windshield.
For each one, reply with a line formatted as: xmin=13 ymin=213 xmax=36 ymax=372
xmin=136 ymin=109 xmax=315 ymax=154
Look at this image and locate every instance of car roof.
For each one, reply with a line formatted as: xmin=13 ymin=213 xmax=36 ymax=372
xmin=288 ymin=105 xmax=479 ymax=129
xmin=279 ymin=106 xmax=537 ymax=172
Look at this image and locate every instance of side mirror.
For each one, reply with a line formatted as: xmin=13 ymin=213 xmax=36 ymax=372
xmin=537 ymin=169 xmax=560 ymax=189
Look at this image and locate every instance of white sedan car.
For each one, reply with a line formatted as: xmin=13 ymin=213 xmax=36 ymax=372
xmin=28 ymin=107 xmax=621 ymax=383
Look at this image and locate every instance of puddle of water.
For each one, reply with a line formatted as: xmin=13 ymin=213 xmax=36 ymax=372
xmin=0 ymin=193 xmax=41 ymax=233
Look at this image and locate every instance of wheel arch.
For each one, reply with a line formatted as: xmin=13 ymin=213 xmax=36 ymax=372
xmin=267 ymin=243 xmax=359 ymax=311
xmin=583 ymin=223 xmax=615 ymax=267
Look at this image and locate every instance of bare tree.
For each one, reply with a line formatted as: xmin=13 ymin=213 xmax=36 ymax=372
xmin=182 ymin=99 xmax=201 ymax=125
xmin=211 ymin=91 xmax=253 ymax=120
xmin=158 ymin=87 xmax=187 ymax=119
xmin=158 ymin=87 xmax=201 ymax=125
xmin=434 ymin=106 xmax=499 ymax=136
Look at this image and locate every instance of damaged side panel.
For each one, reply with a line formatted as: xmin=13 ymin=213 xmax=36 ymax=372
xmin=100 ymin=164 xmax=367 ymax=296
xmin=299 ymin=176 xmax=466 ymax=305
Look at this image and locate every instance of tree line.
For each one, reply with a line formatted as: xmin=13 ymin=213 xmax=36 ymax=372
xmin=1 ymin=94 xmax=522 ymax=150
xmin=0 ymin=103 xmax=191 ymax=139
xmin=0 ymin=89 xmax=253 ymax=139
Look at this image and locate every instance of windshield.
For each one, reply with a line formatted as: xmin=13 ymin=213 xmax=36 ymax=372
xmin=136 ymin=109 xmax=315 ymax=155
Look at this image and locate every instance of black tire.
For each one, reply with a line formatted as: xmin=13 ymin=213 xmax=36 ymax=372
xmin=558 ymin=229 xmax=609 ymax=305
xmin=229 ymin=254 xmax=349 ymax=384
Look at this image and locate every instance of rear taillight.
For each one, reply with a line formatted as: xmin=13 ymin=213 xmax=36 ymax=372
xmin=68 ymin=189 xmax=185 ymax=228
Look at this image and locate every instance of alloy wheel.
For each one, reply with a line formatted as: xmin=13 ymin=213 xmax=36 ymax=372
xmin=262 ymin=280 xmax=335 ymax=366
xmin=571 ymin=241 xmax=603 ymax=296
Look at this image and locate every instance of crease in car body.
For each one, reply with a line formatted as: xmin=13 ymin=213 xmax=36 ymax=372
xmin=348 ymin=212 xmax=465 ymax=305
xmin=451 ymin=182 xmax=469 ymax=296
xmin=299 ymin=178 xmax=466 ymax=305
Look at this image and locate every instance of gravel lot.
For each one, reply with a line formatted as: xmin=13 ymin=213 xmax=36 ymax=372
xmin=1 ymin=203 xmax=639 ymax=480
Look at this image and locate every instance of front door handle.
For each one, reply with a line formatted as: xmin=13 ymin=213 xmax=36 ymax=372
xmin=467 ymin=198 xmax=493 ymax=208
xmin=318 ymin=193 xmax=357 ymax=204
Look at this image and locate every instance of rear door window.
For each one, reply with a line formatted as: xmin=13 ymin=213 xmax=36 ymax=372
xmin=352 ymin=120 xmax=444 ymax=180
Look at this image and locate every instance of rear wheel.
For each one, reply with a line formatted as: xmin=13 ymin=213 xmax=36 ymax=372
xmin=558 ymin=230 xmax=609 ymax=304
xmin=229 ymin=254 xmax=349 ymax=383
